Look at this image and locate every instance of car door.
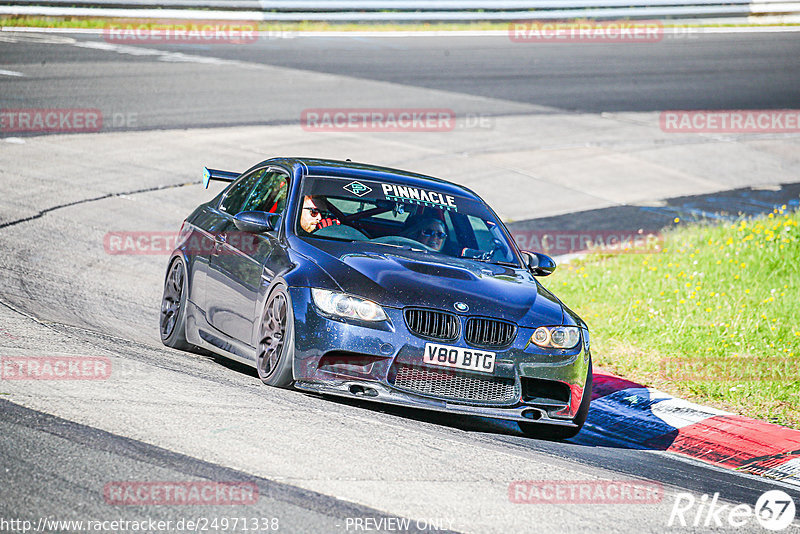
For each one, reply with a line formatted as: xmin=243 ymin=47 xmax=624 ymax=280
xmin=205 ymin=168 xmax=290 ymax=346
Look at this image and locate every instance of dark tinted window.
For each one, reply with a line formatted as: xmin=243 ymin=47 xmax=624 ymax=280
xmin=220 ymin=168 xmax=265 ymax=214
xmin=241 ymin=170 xmax=290 ymax=214
xmin=297 ymin=176 xmax=519 ymax=266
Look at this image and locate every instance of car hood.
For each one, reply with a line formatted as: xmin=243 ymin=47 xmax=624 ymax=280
xmin=302 ymin=239 xmax=565 ymax=326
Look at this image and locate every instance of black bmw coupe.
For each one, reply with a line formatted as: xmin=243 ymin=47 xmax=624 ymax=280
xmin=160 ymin=158 xmax=592 ymax=439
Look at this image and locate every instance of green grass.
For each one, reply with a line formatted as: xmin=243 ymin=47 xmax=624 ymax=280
xmin=4 ymin=17 xmax=506 ymax=31
xmin=2 ymin=16 xmax=799 ymax=31
xmin=550 ymin=206 xmax=800 ymax=428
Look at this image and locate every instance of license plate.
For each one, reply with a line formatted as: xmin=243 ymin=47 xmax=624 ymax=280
xmin=423 ymin=343 xmax=496 ymax=374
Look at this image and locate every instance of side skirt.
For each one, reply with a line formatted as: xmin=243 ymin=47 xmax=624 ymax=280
xmin=185 ymin=300 xmax=257 ymax=368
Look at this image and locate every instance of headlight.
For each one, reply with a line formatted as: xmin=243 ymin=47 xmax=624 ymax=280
xmin=311 ymin=289 xmax=387 ymax=322
xmin=531 ymin=326 xmax=581 ymax=349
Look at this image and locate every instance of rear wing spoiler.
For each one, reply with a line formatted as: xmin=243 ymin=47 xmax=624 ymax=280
xmin=202 ymin=167 xmax=239 ymax=189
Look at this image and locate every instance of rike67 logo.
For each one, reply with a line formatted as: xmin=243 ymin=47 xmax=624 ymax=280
xmin=668 ymin=490 xmax=796 ymax=530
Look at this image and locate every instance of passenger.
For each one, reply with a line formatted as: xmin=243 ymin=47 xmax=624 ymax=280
xmin=403 ymin=217 xmax=447 ymax=252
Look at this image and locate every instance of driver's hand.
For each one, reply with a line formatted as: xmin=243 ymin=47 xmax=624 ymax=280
xmin=318 ymin=218 xmax=340 ymax=229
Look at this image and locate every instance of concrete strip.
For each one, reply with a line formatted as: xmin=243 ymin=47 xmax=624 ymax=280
xmin=4 ymin=26 xmax=800 ymax=37
xmin=1 ymin=114 xmax=799 ymax=229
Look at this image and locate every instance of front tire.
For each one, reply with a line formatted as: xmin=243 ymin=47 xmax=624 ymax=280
xmin=160 ymin=257 xmax=193 ymax=351
xmin=519 ymin=360 xmax=592 ymax=440
xmin=256 ymin=284 xmax=295 ymax=388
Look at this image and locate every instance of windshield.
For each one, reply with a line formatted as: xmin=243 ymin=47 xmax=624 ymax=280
xmin=296 ymin=175 xmax=520 ymax=266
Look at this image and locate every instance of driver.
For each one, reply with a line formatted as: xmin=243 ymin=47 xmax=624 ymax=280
xmin=299 ymin=196 xmax=340 ymax=234
xmin=403 ymin=217 xmax=447 ymax=252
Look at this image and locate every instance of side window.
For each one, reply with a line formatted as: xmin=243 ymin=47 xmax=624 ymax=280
xmin=219 ymin=168 xmax=265 ymax=214
xmin=241 ymin=170 xmax=290 ymax=214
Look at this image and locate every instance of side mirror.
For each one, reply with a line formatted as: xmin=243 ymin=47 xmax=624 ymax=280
xmin=233 ymin=211 xmax=279 ymax=234
xmin=522 ymin=250 xmax=556 ymax=276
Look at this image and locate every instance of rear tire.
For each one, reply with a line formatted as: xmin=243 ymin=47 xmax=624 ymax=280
xmin=256 ymin=284 xmax=295 ymax=388
xmin=160 ymin=258 xmax=193 ymax=351
xmin=519 ymin=360 xmax=592 ymax=440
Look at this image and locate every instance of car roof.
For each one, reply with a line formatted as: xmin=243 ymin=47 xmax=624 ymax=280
xmin=262 ymin=157 xmax=482 ymax=201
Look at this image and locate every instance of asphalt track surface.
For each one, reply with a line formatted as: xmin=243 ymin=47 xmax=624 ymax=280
xmin=1 ymin=29 xmax=800 ymax=533
xmin=1 ymin=31 xmax=799 ymax=131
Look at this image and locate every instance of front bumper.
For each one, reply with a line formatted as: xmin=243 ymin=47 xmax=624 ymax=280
xmin=289 ymin=287 xmax=591 ymax=425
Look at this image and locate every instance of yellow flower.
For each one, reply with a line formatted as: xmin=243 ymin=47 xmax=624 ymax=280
xmin=674 ymin=217 xmax=680 ymax=223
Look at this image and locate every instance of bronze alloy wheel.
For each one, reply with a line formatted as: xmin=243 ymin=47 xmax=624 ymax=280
xmin=256 ymin=286 xmax=294 ymax=388
xmin=160 ymin=258 xmax=192 ymax=350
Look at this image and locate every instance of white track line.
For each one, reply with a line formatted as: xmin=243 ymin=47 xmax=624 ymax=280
xmin=0 ymin=69 xmax=25 ymax=77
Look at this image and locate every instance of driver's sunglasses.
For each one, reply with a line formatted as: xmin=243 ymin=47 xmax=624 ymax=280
xmin=421 ymin=228 xmax=447 ymax=239
xmin=303 ymin=207 xmax=323 ymax=217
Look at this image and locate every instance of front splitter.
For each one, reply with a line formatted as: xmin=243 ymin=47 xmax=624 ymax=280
xmin=294 ymin=379 xmax=577 ymax=427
